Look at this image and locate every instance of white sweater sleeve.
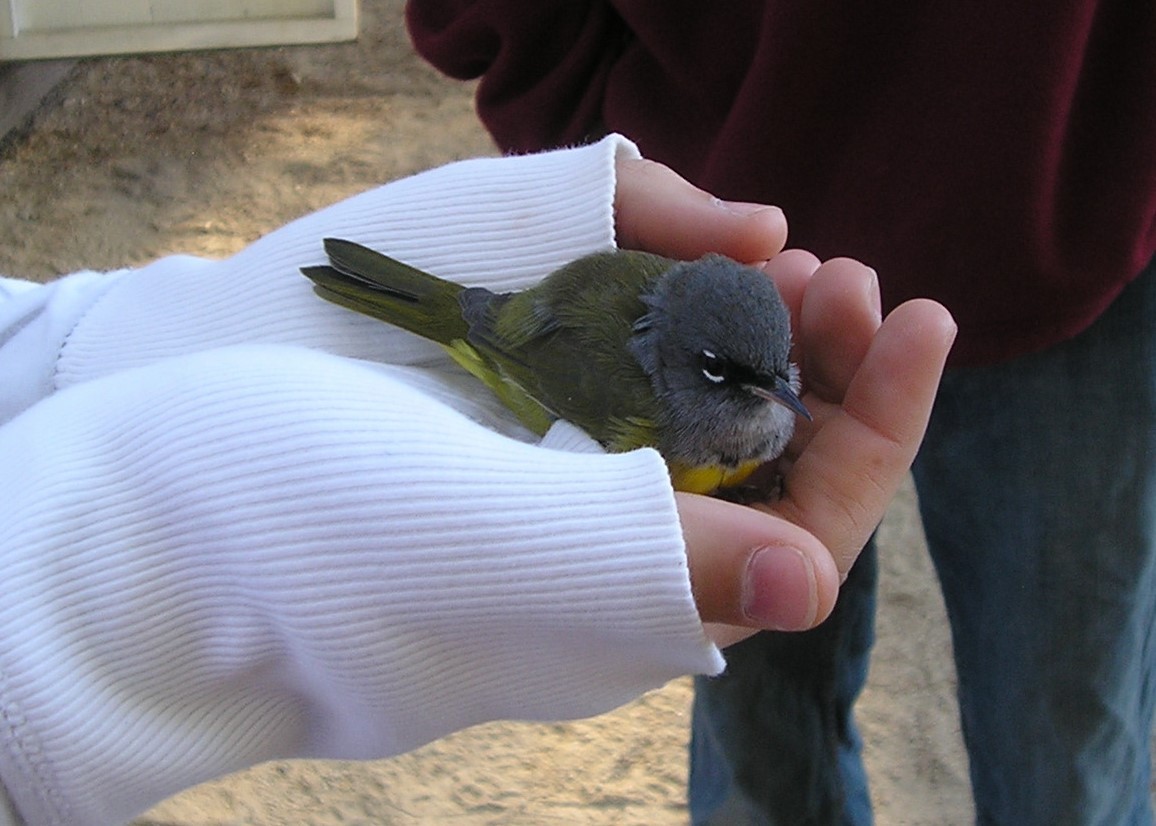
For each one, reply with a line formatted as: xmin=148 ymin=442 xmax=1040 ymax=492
xmin=0 ymin=345 xmax=722 ymax=826
xmin=0 ymin=134 xmax=641 ymax=425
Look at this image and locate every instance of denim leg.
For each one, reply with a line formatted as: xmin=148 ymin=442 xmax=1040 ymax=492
xmin=689 ymin=539 xmax=878 ymax=826
xmin=911 ymin=263 xmax=1156 ymax=825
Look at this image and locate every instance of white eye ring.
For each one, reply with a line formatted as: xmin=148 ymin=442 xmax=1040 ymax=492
xmin=701 ymin=349 xmax=726 ymax=383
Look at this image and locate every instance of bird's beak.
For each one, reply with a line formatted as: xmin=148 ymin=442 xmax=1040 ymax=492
xmin=746 ymin=377 xmax=812 ymax=421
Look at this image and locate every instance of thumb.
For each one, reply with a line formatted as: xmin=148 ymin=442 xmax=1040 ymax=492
xmin=614 ymin=158 xmax=788 ymax=263
xmin=676 ymin=492 xmax=840 ymax=648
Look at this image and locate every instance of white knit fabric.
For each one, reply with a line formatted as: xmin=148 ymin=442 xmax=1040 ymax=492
xmin=0 ymin=136 xmax=723 ymax=826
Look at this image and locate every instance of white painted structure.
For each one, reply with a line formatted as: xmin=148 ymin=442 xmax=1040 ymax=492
xmin=0 ymin=0 xmax=358 ymax=60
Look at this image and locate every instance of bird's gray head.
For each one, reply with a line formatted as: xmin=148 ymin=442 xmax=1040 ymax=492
xmin=629 ymin=254 xmax=810 ymax=467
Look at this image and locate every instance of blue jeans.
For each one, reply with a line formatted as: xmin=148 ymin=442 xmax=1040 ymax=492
xmin=689 ymin=258 xmax=1156 ymax=825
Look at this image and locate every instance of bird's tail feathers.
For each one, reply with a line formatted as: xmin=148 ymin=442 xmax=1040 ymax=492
xmin=300 ymin=238 xmax=471 ymax=344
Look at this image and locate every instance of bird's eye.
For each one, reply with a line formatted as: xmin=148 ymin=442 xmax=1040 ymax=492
xmin=700 ymin=349 xmax=729 ymax=384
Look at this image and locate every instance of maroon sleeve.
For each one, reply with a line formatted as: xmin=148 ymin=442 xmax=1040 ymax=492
xmin=406 ymin=1 xmax=633 ymax=151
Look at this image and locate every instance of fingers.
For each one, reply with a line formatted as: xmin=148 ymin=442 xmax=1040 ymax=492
xmin=614 ymin=158 xmax=788 ymax=263
xmin=677 ymin=492 xmax=841 ymax=645
xmin=797 ymin=258 xmax=882 ymax=403
xmin=759 ymin=248 xmax=821 ymax=337
xmin=774 ymin=298 xmax=957 ymax=574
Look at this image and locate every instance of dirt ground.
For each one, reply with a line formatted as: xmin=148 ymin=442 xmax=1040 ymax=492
xmin=0 ymin=1 xmax=975 ymax=823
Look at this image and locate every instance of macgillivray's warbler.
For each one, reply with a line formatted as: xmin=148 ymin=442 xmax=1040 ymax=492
xmin=301 ymin=238 xmax=810 ymax=496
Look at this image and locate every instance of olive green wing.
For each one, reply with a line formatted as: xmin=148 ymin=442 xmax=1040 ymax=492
xmin=470 ymin=250 xmax=674 ymax=452
xmin=440 ymin=337 xmax=556 ymax=436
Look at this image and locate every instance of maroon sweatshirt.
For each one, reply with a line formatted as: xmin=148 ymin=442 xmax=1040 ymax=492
xmin=407 ymin=1 xmax=1156 ymax=366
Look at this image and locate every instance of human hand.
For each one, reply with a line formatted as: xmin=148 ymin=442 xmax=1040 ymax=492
xmin=613 ymin=159 xmax=956 ymax=647
xmin=614 ymin=158 xmax=788 ymax=264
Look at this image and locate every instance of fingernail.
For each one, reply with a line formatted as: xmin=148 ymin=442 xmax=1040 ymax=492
xmin=865 ymin=267 xmax=882 ymax=323
xmin=742 ymin=545 xmax=818 ymax=631
xmin=713 ymin=198 xmax=782 ymax=219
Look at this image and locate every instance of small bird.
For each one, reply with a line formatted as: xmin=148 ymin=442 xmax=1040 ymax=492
xmin=301 ymin=238 xmax=810 ymax=495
